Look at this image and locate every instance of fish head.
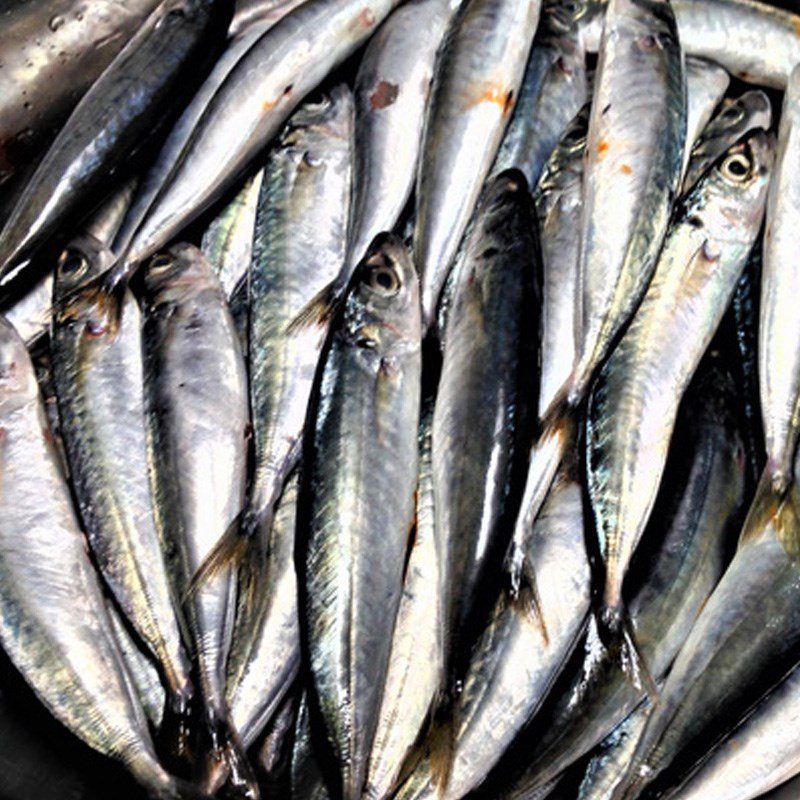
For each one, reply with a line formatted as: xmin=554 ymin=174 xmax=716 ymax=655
xmin=0 ymin=316 xmax=37 ymax=409
xmin=143 ymin=243 xmax=220 ymax=308
xmin=543 ymin=0 xmax=594 ymax=35
xmin=343 ymin=233 xmax=421 ymax=358
xmin=53 ymin=234 xmax=116 ymax=299
xmin=694 ymin=92 xmax=773 ymax=161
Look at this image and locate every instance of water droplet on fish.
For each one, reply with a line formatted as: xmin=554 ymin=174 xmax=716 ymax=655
xmin=48 ymin=15 xmax=65 ymax=31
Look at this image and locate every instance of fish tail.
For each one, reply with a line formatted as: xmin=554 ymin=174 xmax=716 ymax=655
xmin=739 ymin=464 xmax=800 ymax=558
xmin=156 ymin=681 xmax=196 ymax=777
xmin=285 ymin=279 xmax=340 ymax=334
xmin=197 ymin=708 xmax=260 ymax=800
xmin=506 ymin=539 xmax=550 ymax=646
xmin=185 ymin=511 xmax=247 ymax=600
xmin=426 ymin=697 xmax=458 ymax=798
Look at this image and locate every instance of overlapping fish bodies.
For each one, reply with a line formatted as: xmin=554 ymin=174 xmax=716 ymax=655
xmin=0 ymin=0 xmax=161 ymax=195
xmin=0 ymin=317 xmax=199 ymax=800
xmin=229 ymin=0 xmax=310 ymax=38
xmin=493 ymin=0 xmax=588 ymax=189
xmin=494 ymin=349 xmax=748 ymax=799
xmin=141 ymin=244 xmax=254 ymax=799
xmin=51 ymin=231 xmax=196 ymax=767
xmin=569 ymin=0 xmax=685 ymax=403
xmin=586 ymin=127 xmax=772 ymax=640
xmin=0 ymin=0 xmax=230 ymax=283
xmin=414 ymin=0 xmax=542 ymax=330
xmin=365 ymin=397 xmax=443 ymax=800
xmin=674 ymin=660 xmax=800 ymax=800
xmin=300 ymin=233 xmax=421 ymax=800
xmin=433 ymin=171 xmax=537 ymax=683
xmin=759 ymin=64 xmax=800 ymax=499
xmin=242 ymin=87 xmax=353 ymax=562
xmin=682 ymin=89 xmax=772 ymax=195
xmin=116 ymin=0 xmax=398 ymax=281
xmin=343 ymin=0 xmax=458 ymax=290
xmin=397 ymin=444 xmax=590 ymax=800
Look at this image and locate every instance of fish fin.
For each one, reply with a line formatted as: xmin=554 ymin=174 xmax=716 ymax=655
xmin=55 ymin=271 xmax=127 ymax=335
xmin=506 ymin=541 xmax=549 ymax=646
xmin=739 ymin=466 xmax=800 ymax=559
xmin=285 ymin=281 xmax=338 ymax=335
xmin=185 ymin=512 xmax=245 ymax=600
xmin=427 ymin=702 xmax=458 ymax=798
xmin=156 ymin=684 xmax=195 ymax=777
xmin=197 ymin=709 xmax=260 ymax=800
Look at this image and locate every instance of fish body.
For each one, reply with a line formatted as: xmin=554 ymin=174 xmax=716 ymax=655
xmin=414 ymin=0 xmax=542 ymax=329
xmin=300 ymin=234 xmax=421 ymax=800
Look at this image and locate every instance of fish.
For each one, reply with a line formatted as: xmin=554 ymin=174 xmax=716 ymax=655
xmin=0 ymin=0 xmax=231 ymax=283
xmin=680 ymin=57 xmax=730 ymax=182
xmin=201 ymin=170 xmax=264 ymax=299
xmin=0 ymin=0 xmax=161 ymax=195
xmin=534 ymin=104 xmax=588 ymax=423
xmin=414 ymin=0 xmax=542 ymax=330
xmin=431 ymin=170 xmax=538 ymax=703
xmin=226 ymin=472 xmax=300 ymax=749
xmin=141 ymin=244 xmax=255 ymax=798
xmin=290 ymin=694 xmax=331 ymax=800
xmin=568 ymin=0 xmax=685 ymax=404
xmin=396 ymin=443 xmax=590 ymax=800
xmin=759 ymin=64 xmax=800 ymax=498
xmin=586 ymin=127 xmax=772 ymax=641
xmin=115 ymin=0 xmax=399 ymax=281
xmin=343 ymin=0 xmax=458 ymax=290
xmin=111 ymin=20 xmax=271 ymax=257
xmin=364 ymin=396 xmax=444 ymax=800
xmin=493 ymin=0 xmax=588 ymax=189
xmin=254 ymin=684 xmax=299 ymax=794
xmin=51 ymin=229 xmax=197 ymax=766
xmin=492 ymin=348 xmax=748 ymax=799
xmin=299 ymin=233 xmax=421 ymax=800
xmin=682 ymin=90 xmax=773 ymax=196
xmin=229 ymin=0 xmax=310 ymax=38
xmin=0 ymin=315 xmax=201 ymax=800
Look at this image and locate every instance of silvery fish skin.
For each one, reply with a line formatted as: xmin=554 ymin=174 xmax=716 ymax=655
xmin=581 ymin=0 xmax=800 ymax=90
xmin=118 ymin=0 xmax=398 ymax=276
xmin=0 ymin=0 xmax=161 ymax=194
xmin=227 ymin=473 xmax=300 ymax=749
xmin=255 ymin=685 xmax=298 ymax=791
xmin=0 ymin=0 xmax=229 ymax=282
xmin=343 ymin=0 xmax=457 ymax=285
xmin=0 ymin=316 xmax=194 ymax=800
xmin=534 ymin=105 xmax=587 ymax=422
xmin=51 ymin=233 xmax=196 ymax=759
xmin=680 ymin=57 xmax=729 ymax=183
xmin=616 ymin=471 xmax=800 ymax=800
xmin=113 ymin=22 xmax=270 ymax=257
xmin=682 ymin=90 xmax=772 ymax=196
xmin=493 ymin=3 xmax=588 ymax=189
xmin=432 ymin=171 xmax=537 ymax=678
xmin=201 ymin=169 xmax=264 ymax=298
xmin=142 ymin=244 xmax=253 ymax=797
xmin=586 ymin=128 xmax=771 ymax=633
xmin=414 ymin=0 xmax=542 ymax=330
xmin=496 ymin=351 xmax=748 ymax=798
xmin=674 ymin=661 xmax=800 ymax=800
xmin=397 ymin=453 xmax=590 ymax=800
xmin=365 ymin=397 xmax=443 ymax=800
xmin=291 ymin=694 xmax=331 ymax=800
xmin=569 ymin=0 xmax=685 ymax=403
xmin=576 ymin=702 xmax=651 ymax=800
xmin=300 ymin=234 xmax=421 ymax=800
xmin=108 ymin=603 xmax=166 ymax=730
xmin=759 ymin=65 xmax=800 ymax=495
xmin=244 ymin=86 xmax=353 ymax=548
xmin=229 ymin=0 xmax=310 ymax=37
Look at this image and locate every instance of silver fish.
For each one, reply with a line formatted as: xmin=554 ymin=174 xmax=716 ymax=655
xmin=0 ymin=315 xmax=197 ymax=799
xmin=291 ymin=694 xmax=331 ymax=800
xmin=229 ymin=0 xmax=310 ymax=37
xmin=117 ymin=0 xmax=398 ymax=277
xmin=365 ymin=397 xmax=443 ymax=800
xmin=682 ymin=90 xmax=772 ymax=196
xmin=301 ymin=234 xmax=421 ymax=800
xmin=493 ymin=2 xmax=588 ymax=189
xmin=569 ymin=0 xmax=685 ymax=403
xmin=414 ymin=0 xmax=542 ymax=330
xmin=680 ymin=57 xmax=730 ymax=182
xmin=586 ymin=127 xmax=772 ymax=638
xmin=760 ymin=64 xmax=800 ymax=496
xmin=344 ymin=0 xmax=458 ymax=285
xmin=142 ymin=244 xmax=254 ymax=798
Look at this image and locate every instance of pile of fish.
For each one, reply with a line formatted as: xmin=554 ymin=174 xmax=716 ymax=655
xmin=3 ymin=0 xmax=800 ymax=798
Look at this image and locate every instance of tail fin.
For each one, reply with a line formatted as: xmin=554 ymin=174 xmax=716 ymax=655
xmin=185 ymin=512 xmax=247 ymax=600
xmin=285 ymin=280 xmax=340 ymax=335
xmin=196 ymin=708 xmax=260 ymax=800
xmin=740 ymin=465 xmax=800 ymax=559
xmin=157 ymin=684 xmax=195 ymax=777
xmin=426 ymin=696 xmax=459 ymax=798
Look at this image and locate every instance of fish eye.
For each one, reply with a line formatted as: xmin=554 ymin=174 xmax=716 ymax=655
xmin=721 ymin=151 xmax=752 ymax=182
xmin=562 ymin=125 xmax=586 ymax=149
xmin=59 ymin=249 xmax=88 ymax=279
xmin=363 ymin=261 xmax=401 ymax=296
xmin=149 ymin=253 xmax=175 ymax=273
xmin=720 ymin=104 xmax=744 ymax=125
